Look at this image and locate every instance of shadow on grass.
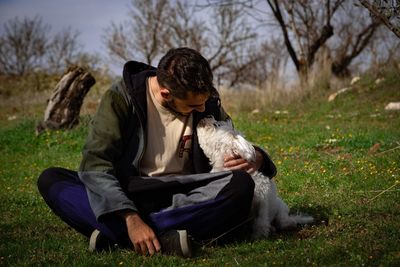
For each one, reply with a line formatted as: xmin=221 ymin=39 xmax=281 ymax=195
xmin=194 ymin=204 xmax=331 ymax=256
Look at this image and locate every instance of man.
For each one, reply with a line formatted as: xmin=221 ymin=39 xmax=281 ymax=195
xmin=37 ymin=47 xmax=276 ymax=257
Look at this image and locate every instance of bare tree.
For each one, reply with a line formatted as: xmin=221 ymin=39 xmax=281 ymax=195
xmin=46 ymin=27 xmax=81 ymax=74
xmin=165 ymin=2 xmax=257 ymax=85
xmin=196 ymin=0 xmax=391 ymax=82
xmin=253 ymin=38 xmax=289 ymax=89
xmin=220 ymin=38 xmax=288 ymax=88
xmin=264 ymin=0 xmax=346 ymax=80
xmin=162 ymin=1 xmax=208 ymax=52
xmin=359 ymin=0 xmax=400 ymax=38
xmin=0 ymin=16 xmax=85 ymax=76
xmin=0 ymin=16 xmax=48 ymax=75
xmin=104 ymin=0 xmax=170 ymax=65
xmin=193 ymin=0 xmax=291 ymax=88
xmin=103 ymin=22 xmax=132 ymax=64
xmin=104 ymin=0 xmax=257 ymax=86
xmin=218 ymin=45 xmax=261 ymax=87
xmin=364 ymin=24 xmax=400 ymax=73
xmin=206 ymin=4 xmax=256 ymax=73
xmin=328 ymin=2 xmax=381 ymax=77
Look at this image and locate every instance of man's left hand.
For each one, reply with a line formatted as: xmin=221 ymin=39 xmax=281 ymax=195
xmin=223 ymin=150 xmax=263 ymax=174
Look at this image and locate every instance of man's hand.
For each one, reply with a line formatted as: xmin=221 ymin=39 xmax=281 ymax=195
xmin=223 ymin=150 xmax=263 ymax=174
xmin=121 ymin=211 xmax=161 ymax=256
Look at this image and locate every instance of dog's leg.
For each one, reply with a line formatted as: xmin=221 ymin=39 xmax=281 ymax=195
xmin=251 ymin=200 xmax=272 ymax=239
xmin=250 ymin=182 xmax=275 ymax=240
xmin=273 ymin=197 xmax=297 ymax=230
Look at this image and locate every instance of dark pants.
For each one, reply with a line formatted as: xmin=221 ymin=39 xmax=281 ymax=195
xmin=37 ymin=167 xmax=254 ymax=247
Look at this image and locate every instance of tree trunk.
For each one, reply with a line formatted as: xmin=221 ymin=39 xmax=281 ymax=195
xmin=36 ymin=66 xmax=95 ymax=134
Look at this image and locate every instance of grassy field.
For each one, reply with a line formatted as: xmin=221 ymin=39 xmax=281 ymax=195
xmin=0 ymin=71 xmax=399 ymax=266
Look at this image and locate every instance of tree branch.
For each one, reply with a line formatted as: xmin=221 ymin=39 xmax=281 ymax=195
xmin=266 ymin=0 xmax=300 ymax=71
xmin=359 ymin=0 xmax=400 ymax=38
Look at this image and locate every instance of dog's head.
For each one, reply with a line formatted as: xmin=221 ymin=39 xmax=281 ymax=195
xmin=197 ymin=116 xmax=256 ymax=169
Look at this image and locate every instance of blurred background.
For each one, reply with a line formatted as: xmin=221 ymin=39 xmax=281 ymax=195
xmin=0 ymin=0 xmax=399 ymax=117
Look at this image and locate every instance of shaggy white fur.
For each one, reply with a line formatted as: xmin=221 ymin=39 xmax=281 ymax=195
xmin=197 ymin=116 xmax=314 ymax=239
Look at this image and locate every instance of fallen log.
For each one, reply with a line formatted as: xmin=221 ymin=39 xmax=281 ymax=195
xmin=36 ymin=66 xmax=95 ymax=134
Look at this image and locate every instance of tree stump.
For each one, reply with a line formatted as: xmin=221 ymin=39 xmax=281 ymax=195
xmin=36 ymin=66 xmax=96 ymax=134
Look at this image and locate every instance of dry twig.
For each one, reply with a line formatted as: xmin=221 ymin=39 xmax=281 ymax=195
xmin=366 ymin=181 xmax=400 ymax=203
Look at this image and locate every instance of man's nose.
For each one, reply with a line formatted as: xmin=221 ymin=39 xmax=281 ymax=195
xmin=196 ymin=104 xmax=206 ymax=112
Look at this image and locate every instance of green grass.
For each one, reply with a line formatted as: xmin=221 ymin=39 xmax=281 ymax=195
xmin=1 ymin=73 xmax=399 ymax=266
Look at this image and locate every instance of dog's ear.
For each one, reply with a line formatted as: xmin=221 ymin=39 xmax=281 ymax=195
xmin=232 ymin=135 xmax=256 ymax=162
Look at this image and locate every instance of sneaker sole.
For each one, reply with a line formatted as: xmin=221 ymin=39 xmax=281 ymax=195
xmin=177 ymin=230 xmax=192 ymax=258
xmin=89 ymin=229 xmax=100 ymax=252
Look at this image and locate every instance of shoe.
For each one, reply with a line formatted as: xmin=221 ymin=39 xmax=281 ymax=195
xmin=159 ymin=230 xmax=192 ymax=258
xmin=89 ymin=229 xmax=117 ymax=252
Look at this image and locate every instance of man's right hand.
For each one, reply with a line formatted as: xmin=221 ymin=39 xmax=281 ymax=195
xmin=121 ymin=211 xmax=161 ymax=256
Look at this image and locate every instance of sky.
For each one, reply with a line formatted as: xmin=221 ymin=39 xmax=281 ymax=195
xmin=0 ymin=0 xmax=132 ymax=73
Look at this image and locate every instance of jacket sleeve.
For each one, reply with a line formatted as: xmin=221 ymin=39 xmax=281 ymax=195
xmin=254 ymin=146 xmax=277 ymax=178
xmin=78 ymin=87 xmax=137 ymax=221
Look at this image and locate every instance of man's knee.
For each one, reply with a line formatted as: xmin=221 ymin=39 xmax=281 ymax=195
xmin=38 ymin=167 xmax=58 ymax=194
xmin=37 ymin=167 xmax=76 ymax=197
xmin=218 ymin=170 xmax=254 ymax=202
xmin=231 ymin=170 xmax=255 ymax=199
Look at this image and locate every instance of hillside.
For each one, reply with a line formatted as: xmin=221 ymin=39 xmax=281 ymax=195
xmin=0 ymin=70 xmax=399 ymax=266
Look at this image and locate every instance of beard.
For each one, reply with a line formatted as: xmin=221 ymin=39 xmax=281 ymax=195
xmin=165 ymin=98 xmax=190 ymax=116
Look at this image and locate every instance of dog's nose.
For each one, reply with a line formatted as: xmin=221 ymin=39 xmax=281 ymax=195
xmin=205 ymin=115 xmax=214 ymax=119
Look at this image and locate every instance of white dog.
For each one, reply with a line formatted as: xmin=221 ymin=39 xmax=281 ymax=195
xmin=197 ymin=116 xmax=313 ymax=239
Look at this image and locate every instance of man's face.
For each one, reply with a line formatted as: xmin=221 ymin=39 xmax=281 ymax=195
xmin=166 ymin=91 xmax=209 ymax=116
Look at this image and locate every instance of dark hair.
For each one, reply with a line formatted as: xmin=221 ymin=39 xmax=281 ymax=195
xmin=157 ymin=47 xmax=214 ymax=99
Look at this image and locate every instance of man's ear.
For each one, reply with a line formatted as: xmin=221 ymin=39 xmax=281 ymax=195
xmin=160 ymin=87 xmax=172 ymax=101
